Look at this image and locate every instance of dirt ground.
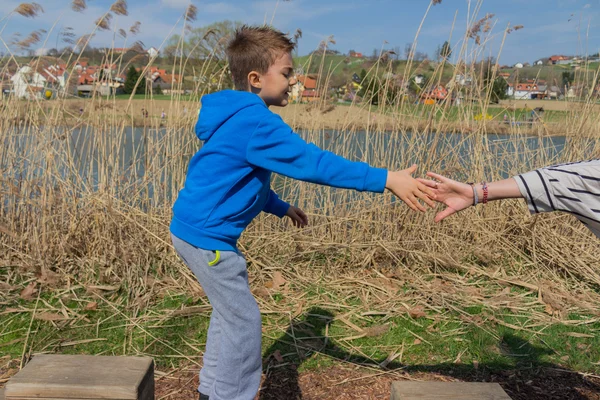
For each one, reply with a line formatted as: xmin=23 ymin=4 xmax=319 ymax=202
xmin=153 ymin=362 xmax=600 ymax=400
xmin=1 ymin=348 xmax=599 ymax=400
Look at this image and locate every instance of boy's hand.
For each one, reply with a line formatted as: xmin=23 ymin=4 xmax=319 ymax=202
xmin=416 ymin=172 xmax=473 ymax=222
xmin=285 ymin=206 xmax=308 ymax=228
xmin=385 ymin=164 xmax=435 ymax=212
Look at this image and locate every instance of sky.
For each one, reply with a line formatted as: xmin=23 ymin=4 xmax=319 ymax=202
xmin=1 ymin=0 xmax=599 ymax=65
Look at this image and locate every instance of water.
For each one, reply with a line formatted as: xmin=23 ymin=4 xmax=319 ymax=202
xmin=2 ymin=126 xmax=597 ymax=209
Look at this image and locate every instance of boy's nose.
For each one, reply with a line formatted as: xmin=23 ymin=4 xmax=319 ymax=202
xmin=289 ymin=75 xmax=297 ymax=85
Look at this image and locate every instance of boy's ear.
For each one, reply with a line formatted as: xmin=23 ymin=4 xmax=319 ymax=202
xmin=248 ymin=71 xmax=261 ymax=89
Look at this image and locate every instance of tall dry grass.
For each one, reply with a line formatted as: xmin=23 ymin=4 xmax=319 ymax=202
xmin=0 ymin=0 xmax=599 ymax=321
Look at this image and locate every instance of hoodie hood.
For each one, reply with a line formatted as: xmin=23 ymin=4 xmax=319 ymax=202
xmin=195 ymin=90 xmax=266 ymax=141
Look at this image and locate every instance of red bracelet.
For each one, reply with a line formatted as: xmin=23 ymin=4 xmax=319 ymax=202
xmin=481 ymin=182 xmax=489 ymax=204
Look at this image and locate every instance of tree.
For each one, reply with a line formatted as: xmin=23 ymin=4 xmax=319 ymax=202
xmin=164 ymin=20 xmax=243 ymax=61
xmin=490 ymin=77 xmax=508 ymax=103
xmin=479 ymin=57 xmax=507 ymax=103
xmin=439 ymin=41 xmax=452 ymax=59
xmin=359 ymin=69 xmax=367 ymax=84
xmin=562 ymin=71 xmax=574 ymax=87
xmin=123 ymin=65 xmax=144 ymax=94
xmin=404 ymin=43 xmax=412 ymax=60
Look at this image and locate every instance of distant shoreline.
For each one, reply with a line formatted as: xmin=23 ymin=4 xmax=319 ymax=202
xmin=6 ymin=98 xmax=594 ymax=137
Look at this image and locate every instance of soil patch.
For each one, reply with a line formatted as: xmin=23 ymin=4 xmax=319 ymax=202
xmin=154 ymin=363 xmax=600 ymax=400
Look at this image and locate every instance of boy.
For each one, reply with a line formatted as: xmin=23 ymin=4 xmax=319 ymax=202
xmin=170 ymin=25 xmax=435 ymax=400
xmin=418 ymin=160 xmax=600 ymax=238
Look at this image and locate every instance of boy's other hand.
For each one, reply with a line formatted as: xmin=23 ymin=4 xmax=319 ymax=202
xmin=285 ymin=206 xmax=308 ymax=228
xmin=416 ymin=172 xmax=473 ymax=222
xmin=385 ymin=165 xmax=436 ymax=212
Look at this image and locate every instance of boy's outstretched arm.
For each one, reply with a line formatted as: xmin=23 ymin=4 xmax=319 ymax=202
xmin=246 ymin=114 xmax=435 ymax=211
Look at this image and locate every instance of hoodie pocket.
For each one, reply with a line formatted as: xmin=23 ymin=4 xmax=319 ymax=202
xmin=228 ymin=194 xmax=262 ymax=221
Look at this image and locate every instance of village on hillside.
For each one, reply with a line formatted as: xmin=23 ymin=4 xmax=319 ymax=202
xmin=1 ymin=46 xmax=600 ymax=105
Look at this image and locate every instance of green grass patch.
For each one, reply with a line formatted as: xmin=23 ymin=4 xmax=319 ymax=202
xmin=2 ymin=267 xmax=599 ymax=375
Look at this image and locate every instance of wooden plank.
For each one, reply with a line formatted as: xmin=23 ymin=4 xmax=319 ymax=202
xmin=0 ymin=387 xmax=5 ymax=400
xmin=5 ymin=355 xmax=153 ymax=400
xmin=391 ymin=382 xmax=512 ymax=400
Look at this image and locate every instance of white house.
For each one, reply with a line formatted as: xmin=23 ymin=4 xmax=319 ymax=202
xmin=414 ymin=74 xmax=424 ymax=85
xmin=513 ymin=82 xmax=541 ymax=99
xmin=454 ymin=74 xmax=473 ymax=86
xmin=147 ymin=47 xmax=159 ymax=59
xmin=506 ymin=83 xmax=514 ymax=97
xmin=10 ymin=66 xmax=47 ymax=99
xmin=534 ymin=60 xmax=544 ymax=65
xmin=514 ymin=63 xmax=524 ymax=69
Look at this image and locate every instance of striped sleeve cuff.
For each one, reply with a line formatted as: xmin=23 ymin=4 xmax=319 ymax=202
xmin=514 ymin=170 xmax=555 ymax=215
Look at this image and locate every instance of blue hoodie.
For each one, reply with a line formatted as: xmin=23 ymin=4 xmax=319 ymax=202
xmin=170 ymin=90 xmax=388 ymax=251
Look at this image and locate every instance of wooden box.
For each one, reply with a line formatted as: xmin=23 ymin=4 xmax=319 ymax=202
xmin=4 ymin=355 xmax=154 ymax=400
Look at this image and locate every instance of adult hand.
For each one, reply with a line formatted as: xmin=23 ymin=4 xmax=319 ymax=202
xmin=417 ymin=172 xmax=473 ymax=222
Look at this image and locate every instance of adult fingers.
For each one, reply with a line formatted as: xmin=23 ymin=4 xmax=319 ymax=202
xmin=416 ymin=178 xmax=438 ymax=188
xmin=434 ymin=206 xmax=457 ymax=223
xmin=426 ymin=171 xmax=450 ymax=183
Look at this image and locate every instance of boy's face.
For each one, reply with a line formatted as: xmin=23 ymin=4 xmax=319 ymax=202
xmin=250 ymin=52 xmax=297 ymax=107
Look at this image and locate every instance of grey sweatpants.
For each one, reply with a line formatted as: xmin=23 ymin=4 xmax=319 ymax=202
xmin=171 ymin=234 xmax=262 ymax=400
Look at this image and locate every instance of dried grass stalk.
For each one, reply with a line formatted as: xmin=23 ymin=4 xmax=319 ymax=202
xmin=185 ymin=4 xmax=197 ymax=22
xmin=129 ymin=21 xmax=141 ymax=35
xmin=71 ymin=0 xmax=86 ymax=13
xmin=13 ymin=2 xmax=44 ymax=18
xmin=110 ymin=0 xmax=128 ymax=16
xmin=95 ymin=13 xmax=113 ymax=31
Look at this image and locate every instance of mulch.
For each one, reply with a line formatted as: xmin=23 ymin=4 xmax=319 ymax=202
xmin=155 ymin=362 xmax=600 ymax=400
xmin=2 ymin=356 xmax=599 ymax=399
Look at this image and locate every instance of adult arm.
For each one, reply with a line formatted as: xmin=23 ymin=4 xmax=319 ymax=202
xmin=419 ymin=160 xmax=600 ymax=238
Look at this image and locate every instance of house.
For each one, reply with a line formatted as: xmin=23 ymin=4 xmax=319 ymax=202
xmin=547 ymin=85 xmax=561 ymax=99
xmin=414 ymin=74 xmax=424 ymax=85
xmin=293 ymin=75 xmax=320 ymax=102
xmin=534 ymin=60 xmax=544 ymax=65
xmin=10 ymin=66 xmax=47 ymax=99
xmin=147 ymin=47 xmax=159 ymax=59
xmin=420 ymin=84 xmax=448 ymax=103
xmin=454 ymin=74 xmax=473 ymax=86
xmin=549 ymin=55 xmax=570 ymax=65
xmin=514 ymin=63 xmax=524 ymax=69
xmin=348 ymin=50 xmax=363 ymax=58
xmin=506 ymin=83 xmax=514 ymax=97
xmin=498 ymin=72 xmax=511 ymax=80
xmin=513 ymin=82 xmax=542 ymax=99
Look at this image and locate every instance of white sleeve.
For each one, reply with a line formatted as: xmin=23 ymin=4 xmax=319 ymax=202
xmin=514 ymin=159 xmax=600 ymax=238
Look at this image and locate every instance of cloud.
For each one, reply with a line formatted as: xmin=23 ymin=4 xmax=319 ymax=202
xmin=584 ymin=3 xmax=591 ymax=8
